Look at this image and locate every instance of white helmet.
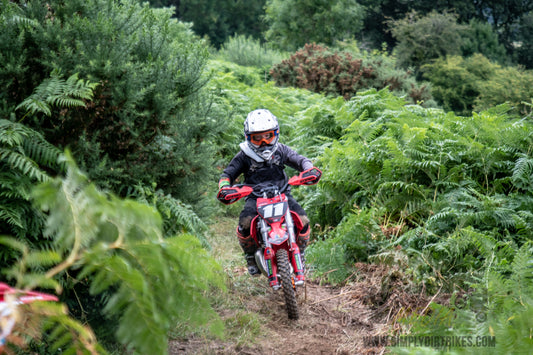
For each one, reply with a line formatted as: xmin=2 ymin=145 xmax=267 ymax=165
xmin=243 ymin=109 xmax=279 ymax=160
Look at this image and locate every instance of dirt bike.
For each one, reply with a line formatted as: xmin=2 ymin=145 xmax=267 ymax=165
xmin=0 ymin=283 xmax=58 ymax=350
xmin=217 ymin=167 xmax=321 ymax=320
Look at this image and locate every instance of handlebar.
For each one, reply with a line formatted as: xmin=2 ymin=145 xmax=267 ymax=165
xmin=217 ymin=167 xmax=322 ymax=205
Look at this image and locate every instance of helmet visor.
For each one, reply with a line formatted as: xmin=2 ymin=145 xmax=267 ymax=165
xmin=250 ymin=130 xmax=277 ymax=146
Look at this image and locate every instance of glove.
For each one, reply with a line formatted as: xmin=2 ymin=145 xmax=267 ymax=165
xmin=217 ymin=187 xmax=231 ymax=203
xmin=300 ymin=167 xmax=322 ymax=185
xmin=217 ymin=178 xmax=234 ymax=204
xmin=218 ymin=177 xmax=230 ymax=190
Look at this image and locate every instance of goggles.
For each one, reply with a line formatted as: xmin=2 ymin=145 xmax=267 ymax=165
xmin=249 ymin=130 xmax=277 ymax=146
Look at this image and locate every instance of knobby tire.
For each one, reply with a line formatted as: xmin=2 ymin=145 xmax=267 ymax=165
xmin=276 ymin=249 xmax=299 ymax=320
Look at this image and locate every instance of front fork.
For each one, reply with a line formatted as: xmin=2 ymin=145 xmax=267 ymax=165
xmin=285 ymin=211 xmax=305 ymax=286
xmin=259 ymin=213 xmax=305 ymax=289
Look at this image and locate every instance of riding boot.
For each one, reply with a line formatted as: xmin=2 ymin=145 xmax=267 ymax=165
xmin=237 ymin=227 xmax=260 ymax=276
xmin=245 ymin=255 xmax=261 ymax=276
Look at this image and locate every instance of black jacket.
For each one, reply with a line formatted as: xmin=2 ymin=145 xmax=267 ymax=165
xmin=221 ymin=143 xmax=313 ymax=189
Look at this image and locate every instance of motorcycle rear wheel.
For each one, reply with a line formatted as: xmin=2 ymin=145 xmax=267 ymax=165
xmin=276 ymin=249 xmax=299 ymax=320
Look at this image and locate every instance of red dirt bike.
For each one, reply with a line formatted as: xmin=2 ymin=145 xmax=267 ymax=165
xmin=217 ymin=167 xmax=321 ymax=320
xmin=0 ymin=283 xmax=58 ymax=351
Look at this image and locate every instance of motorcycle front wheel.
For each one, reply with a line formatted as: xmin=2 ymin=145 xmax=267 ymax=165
xmin=275 ymin=248 xmax=299 ymax=320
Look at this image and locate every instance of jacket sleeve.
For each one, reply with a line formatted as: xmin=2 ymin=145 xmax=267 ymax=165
xmin=281 ymin=144 xmax=313 ymax=171
xmin=220 ymin=151 xmax=247 ymax=184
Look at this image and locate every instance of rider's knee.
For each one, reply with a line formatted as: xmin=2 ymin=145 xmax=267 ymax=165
xmin=238 ymin=215 xmax=253 ymax=236
xmin=236 ymin=226 xmax=258 ymax=254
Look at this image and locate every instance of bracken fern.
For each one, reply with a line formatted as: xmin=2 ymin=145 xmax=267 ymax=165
xmin=1 ymin=152 xmax=224 ymax=354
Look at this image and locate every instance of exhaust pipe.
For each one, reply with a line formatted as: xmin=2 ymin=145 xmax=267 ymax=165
xmin=254 ymin=249 xmax=269 ymax=277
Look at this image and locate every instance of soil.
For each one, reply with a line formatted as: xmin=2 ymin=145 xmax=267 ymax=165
xmin=168 ymin=218 xmax=445 ymax=355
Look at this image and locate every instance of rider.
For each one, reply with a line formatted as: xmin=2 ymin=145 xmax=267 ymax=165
xmin=217 ymin=109 xmax=320 ymax=276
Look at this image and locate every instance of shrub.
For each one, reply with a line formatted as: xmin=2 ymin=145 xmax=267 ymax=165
xmin=271 ymin=43 xmax=375 ymax=99
xmin=0 ymin=0 xmax=219 ymax=207
xmin=271 ymin=43 xmax=433 ymax=104
xmin=423 ymin=54 xmax=533 ymax=116
xmin=264 ymin=0 xmax=365 ymax=51
xmin=217 ymin=35 xmax=287 ymax=70
xmin=388 ymin=11 xmax=466 ymax=73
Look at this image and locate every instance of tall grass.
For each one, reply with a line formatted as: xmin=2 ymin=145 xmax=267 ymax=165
xmin=216 ymin=35 xmax=288 ymax=69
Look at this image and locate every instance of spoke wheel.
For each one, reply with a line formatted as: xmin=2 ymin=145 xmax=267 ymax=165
xmin=276 ymin=249 xmax=299 ymax=320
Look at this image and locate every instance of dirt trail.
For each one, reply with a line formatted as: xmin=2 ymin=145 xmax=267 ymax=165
xmin=169 ymin=265 xmax=397 ymax=354
xmin=168 ymin=218 xmax=433 ymax=355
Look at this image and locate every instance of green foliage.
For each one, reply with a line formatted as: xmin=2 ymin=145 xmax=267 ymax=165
xmin=474 ymin=65 xmax=533 ymax=117
xmin=0 ymin=119 xmax=61 ymax=243
xmin=309 ymin=88 xmax=533 ymax=288
xmin=1 ymin=152 xmax=224 ymax=353
xmin=1 ymin=0 xmax=220 ymax=208
xmin=216 ymin=34 xmax=288 ymax=70
xmin=391 ymin=242 xmax=533 ymax=354
xmin=359 ymin=47 xmax=435 ymax=106
xmin=130 ymin=183 xmax=210 ymax=246
xmin=460 ymin=19 xmax=508 ymax=65
xmin=389 ymin=11 xmax=467 ymax=74
xmin=423 ymin=54 xmax=533 ymax=116
xmin=264 ymin=0 xmax=366 ymax=52
xmin=515 ymin=11 xmax=533 ymax=69
xmin=285 ymin=96 xmax=349 ymax=159
xmin=307 ymin=208 xmax=386 ymax=282
xmin=422 ymin=55 xmax=491 ymax=116
xmin=148 ymin=0 xmax=268 ymax=49
xmin=271 ymin=43 xmax=433 ymax=104
xmin=16 ymin=70 xmax=98 ymax=117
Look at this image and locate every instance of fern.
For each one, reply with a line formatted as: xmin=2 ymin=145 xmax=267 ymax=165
xmin=511 ymin=155 xmax=533 ymax=192
xmin=130 ymin=184 xmax=209 ymax=246
xmin=15 ymin=70 xmax=98 ymax=117
xmin=0 ymin=119 xmax=61 ymax=241
xmin=392 ymin=242 xmax=532 ymax=354
xmin=0 ymin=151 xmax=224 ymax=353
xmin=0 ymin=68 xmax=94 ymax=242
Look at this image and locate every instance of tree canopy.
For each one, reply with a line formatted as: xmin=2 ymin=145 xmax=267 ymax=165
xmin=264 ymin=0 xmax=366 ymax=51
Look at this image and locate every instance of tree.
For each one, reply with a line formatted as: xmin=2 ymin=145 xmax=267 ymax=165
xmin=357 ymin=0 xmax=478 ymax=51
xmin=147 ymin=0 xmax=268 ymax=48
xmin=423 ymin=54 xmax=533 ymax=116
xmin=515 ymin=11 xmax=533 ymax=69
xmin=474 ymin=0 xmax=533 ymax=52
xmin=389 ymin=11 xmax=467 ymax=73
xmin=461 ymin=19 xmax=508 ymax=64
xmin=0 ymin=0 xmax=221 ymax=208
xmin=264 ymin=0 xmax=366 ymax=51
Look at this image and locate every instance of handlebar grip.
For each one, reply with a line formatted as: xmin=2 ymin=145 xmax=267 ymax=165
xmin=217 ymin=185 xmax=254 ymax=204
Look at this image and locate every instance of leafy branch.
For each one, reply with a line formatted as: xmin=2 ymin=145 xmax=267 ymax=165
xmin=1 ymin=152 xmax=224 ymax=354
xmin=15 ymin=70 xmax=98 ymax=118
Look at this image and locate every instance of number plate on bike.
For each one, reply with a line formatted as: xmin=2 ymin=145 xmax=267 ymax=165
xmin=257 ymin=196 xmax=288 ymax=223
